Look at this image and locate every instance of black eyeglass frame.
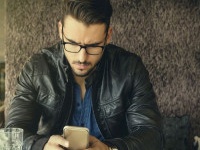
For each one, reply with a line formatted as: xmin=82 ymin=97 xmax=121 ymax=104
xmin=61 ymin=27 xmax=108 ymax=55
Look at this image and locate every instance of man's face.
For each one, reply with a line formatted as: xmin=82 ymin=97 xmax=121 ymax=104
xmin=59 ymin=15 xmax=112 ymax=78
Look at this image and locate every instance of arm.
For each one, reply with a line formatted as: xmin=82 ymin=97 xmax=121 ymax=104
xmin=5 ymin=59 xmax=49 ymax=150
xmin=104 ymin=57 xmax=163 ymax=150
xmin=5 ymin=56 xmax=70 ymax=150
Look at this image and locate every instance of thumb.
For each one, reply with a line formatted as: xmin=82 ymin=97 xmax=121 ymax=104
xmin=89 ymin=135 xmax=98 ymax=143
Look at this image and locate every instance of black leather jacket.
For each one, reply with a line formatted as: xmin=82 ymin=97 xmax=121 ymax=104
xmin=6 ymin=42 xmax=163 ymax=150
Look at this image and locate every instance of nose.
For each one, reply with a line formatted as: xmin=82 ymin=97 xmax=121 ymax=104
xmin=78 ymin=47 xmax=88 ymax=62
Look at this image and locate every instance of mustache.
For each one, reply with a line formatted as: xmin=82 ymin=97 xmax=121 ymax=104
xmin=72 ymin=61 xmax=90 ymax=65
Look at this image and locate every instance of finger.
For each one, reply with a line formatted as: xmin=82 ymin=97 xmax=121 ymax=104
xmin=44 ymin=143 xmax=66 ymax=150
xmin=89 ymin=135 xmax=97 ymax=142
xmin=50 ymin=145 xmax=65 ymax=150
xmin=89 ymin=135 xmax=99 ymax=144
xmin=51 ymin=135 xmax=69 ymax=148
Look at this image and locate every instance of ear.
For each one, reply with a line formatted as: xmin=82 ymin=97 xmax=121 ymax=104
xmin=58 ymin=21 xmax=63 ymax=40
xmin=106 ymin=27 xmax=112 ymax=44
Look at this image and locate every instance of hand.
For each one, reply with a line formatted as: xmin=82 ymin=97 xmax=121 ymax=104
xmin=86 ymin=135 xmax=109 ymax=150
xmin=44 ymin=135 xmax=69 ymax=150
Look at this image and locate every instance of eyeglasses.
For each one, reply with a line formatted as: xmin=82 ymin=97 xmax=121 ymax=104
xmin=62 ymin=27 xmax=107 ymax=55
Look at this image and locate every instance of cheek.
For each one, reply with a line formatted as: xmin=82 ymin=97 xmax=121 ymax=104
xmin=64 ymin=52 xmax=74 ymax=63
xmin=90 ymin=55 xmax=103 ymax=66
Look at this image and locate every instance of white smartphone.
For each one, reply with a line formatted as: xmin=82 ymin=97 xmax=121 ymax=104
xmin=63 ymin=126 xmax=89 ymax=150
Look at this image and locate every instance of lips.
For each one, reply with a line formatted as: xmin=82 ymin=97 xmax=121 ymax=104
xmin=75 ymin=63 xmax=90 ymax=70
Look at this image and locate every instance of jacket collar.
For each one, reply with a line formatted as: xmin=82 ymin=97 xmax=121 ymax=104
xmin=85 ymin=50 xmax=106 ymax=88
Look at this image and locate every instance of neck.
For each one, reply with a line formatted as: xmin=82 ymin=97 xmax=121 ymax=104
xmin=74 ymin=75 xmax=86 ymax=87
xmin=74 ymin=75 xmax=86 ymax=100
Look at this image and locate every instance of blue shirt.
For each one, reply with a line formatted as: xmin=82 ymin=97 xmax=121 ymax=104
xmin=68 ymin=83 xmax=104 ymax=141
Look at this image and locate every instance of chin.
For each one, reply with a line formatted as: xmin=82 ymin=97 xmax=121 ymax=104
xmin=73 ymin=70 xmax=90 ymax=77
xmin=74 ymin=73 xmax=88 ymax=77
xmin=74 ymin=68 xmax=95 ymax=77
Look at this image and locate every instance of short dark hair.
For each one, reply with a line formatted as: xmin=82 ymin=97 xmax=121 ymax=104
xmin=61 ymin=0 xmax=113 ymax=31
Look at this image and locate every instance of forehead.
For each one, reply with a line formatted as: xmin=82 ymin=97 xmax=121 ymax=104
xmin=63 ymin=15 xmax=106 ymax=43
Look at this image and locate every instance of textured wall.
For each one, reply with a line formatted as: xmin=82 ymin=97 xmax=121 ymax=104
xmin=110 ymin=0 xmax=200 ymax=142
xmin=5 ymin=0 xmax=61 ymax=110
xmin=5 ymin=0 xmax=200 ymax=145
xmin=0 ymin=0 xmax=6 ymax=61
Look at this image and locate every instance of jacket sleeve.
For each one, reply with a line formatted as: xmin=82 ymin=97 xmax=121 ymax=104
xmin=5 ymin=58 xmax=50 ymax=150
xmin=104 ymin=57 xmax=163 ymax=150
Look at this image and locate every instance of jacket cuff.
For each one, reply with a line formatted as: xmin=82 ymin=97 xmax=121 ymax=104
xmin=31 ymin=136 xmax=49 ymax=150
xmin=104 ymin=138 xmax=128 ymax=150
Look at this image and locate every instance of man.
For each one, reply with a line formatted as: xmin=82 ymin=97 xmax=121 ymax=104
xmin=6 ymin=0 xmax=163 ymax=149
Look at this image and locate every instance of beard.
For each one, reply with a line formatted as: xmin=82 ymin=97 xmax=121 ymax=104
xmin=73 ymin=67 xmax=95 ymax=77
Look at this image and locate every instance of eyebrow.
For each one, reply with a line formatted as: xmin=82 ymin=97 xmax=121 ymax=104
xmin=65 ymin=37 xmax=103 ymax=47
